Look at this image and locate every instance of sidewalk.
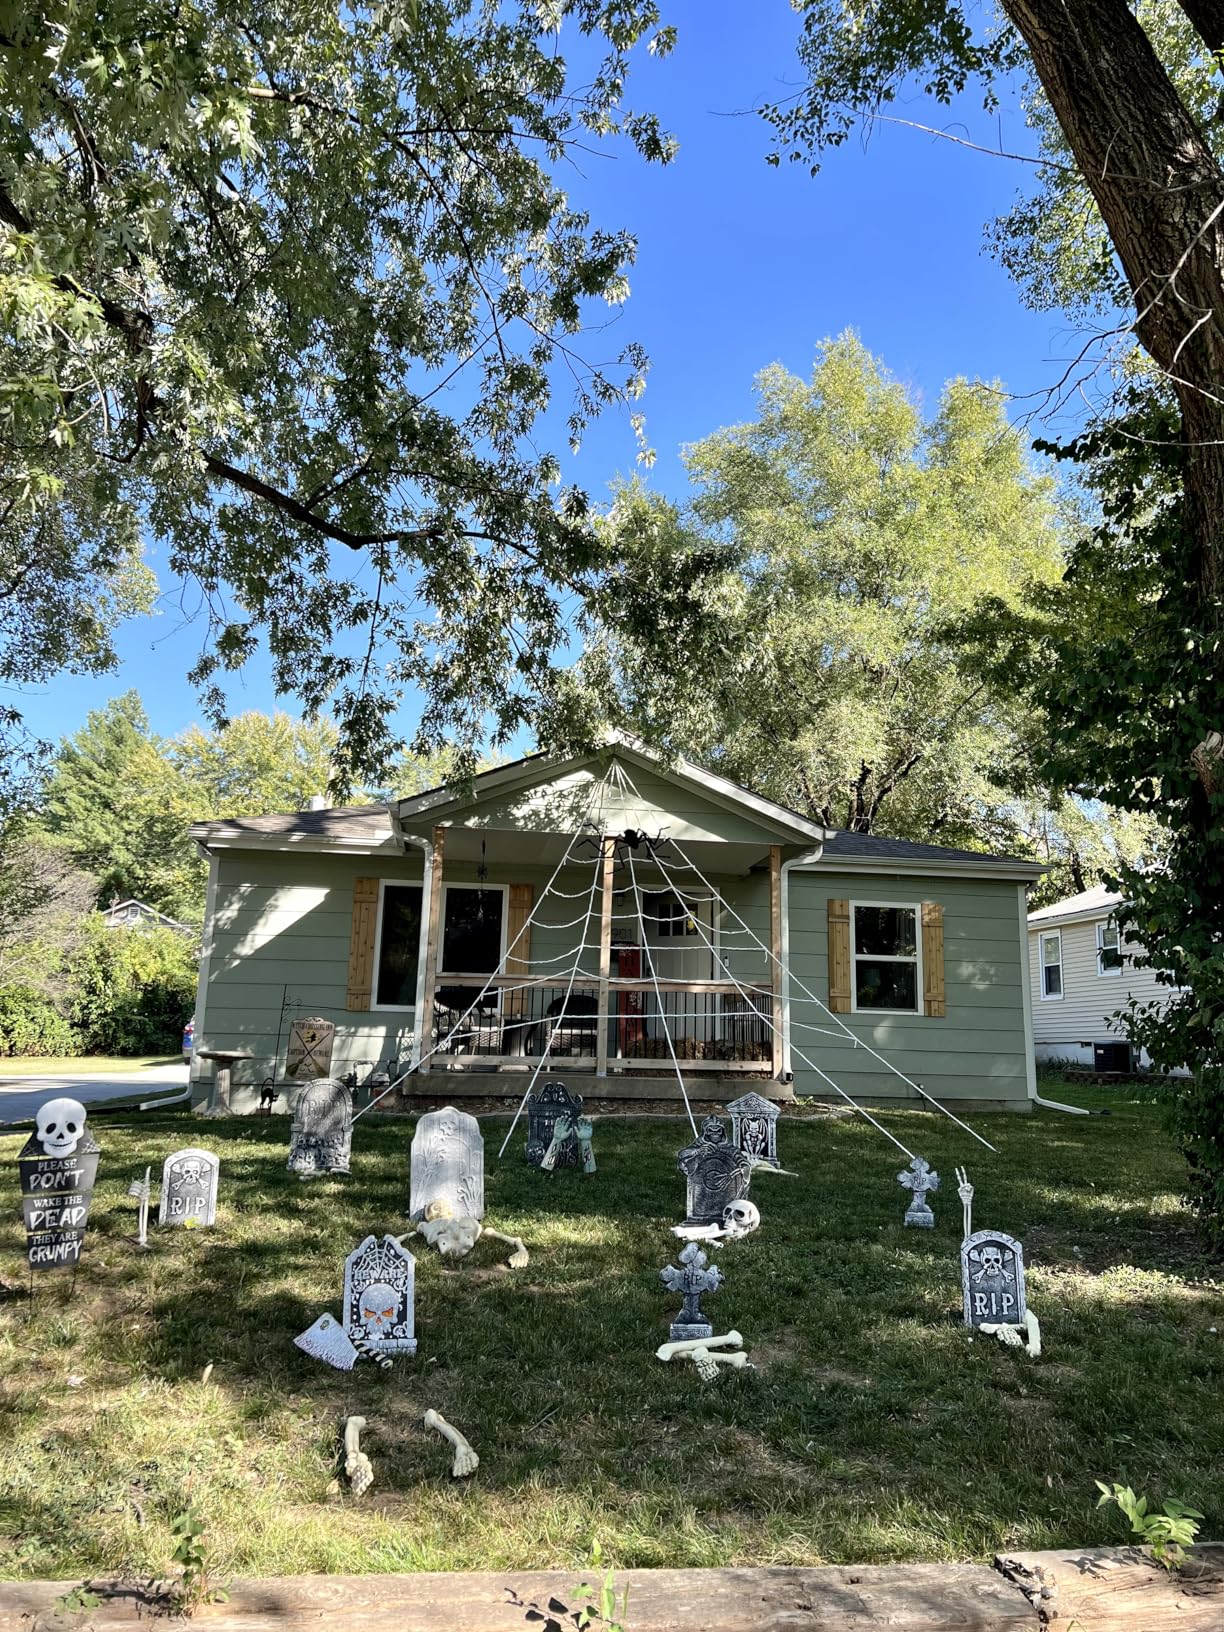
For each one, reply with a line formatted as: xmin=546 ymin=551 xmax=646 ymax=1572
xmin=0 ymin=1063 xmax=189 ymax=1126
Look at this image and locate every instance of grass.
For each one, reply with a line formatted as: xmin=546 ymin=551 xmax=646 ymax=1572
xmin=0 ymin=1056 xmax=182 ymax=1077
xmin=0 ymin=1081 xmax=1220 ymax=1582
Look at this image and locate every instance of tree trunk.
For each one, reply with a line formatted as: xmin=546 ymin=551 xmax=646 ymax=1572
xmin=1002 ymin=0 xmax=1224 ymax=609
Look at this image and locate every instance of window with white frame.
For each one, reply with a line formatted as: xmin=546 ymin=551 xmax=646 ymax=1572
xmin=1040 ymin=931 xmax=1063 ymax=998
xmin=852 ymin=903 xmax=920 ymax=1012
xmin=1097 ymin=921 xmax=1123 ymax=977
xmin=374 ymin=883 xmax=424 ymax=1007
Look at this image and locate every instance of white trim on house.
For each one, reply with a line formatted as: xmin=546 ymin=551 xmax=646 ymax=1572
xmin=1096 ymin=921 xmax=1123 ymax=978
xmin=1038 ymin=929 xmax=1064 ymax=1000
xmin=193 ymin=833 xmax=400 ymax=855
xmin=1017 ymin=886 xmax=1039 ymax=1103
xmin=370 ymin=878 xmax=427 ymax=1013
xmin=848 ymin=899 xmax=924 ymax=1017
xmin=190 ymin=852 xmax=221 ymax=1088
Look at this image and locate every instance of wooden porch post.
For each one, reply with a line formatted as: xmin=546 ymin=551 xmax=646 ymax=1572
xmin=769 ymin=844 xmax=785 ymax=1081
xmin=595 ymin=836 xmax=616 ymax=1079
xmin=420 ymin=825 xmax=446 ymax=1056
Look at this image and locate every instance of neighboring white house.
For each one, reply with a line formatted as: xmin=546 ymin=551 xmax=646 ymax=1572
xmin=1027 ymin=884 xmax=1175 ymax=1070
xmin=101 ymin=898 xmax=194 ymax=934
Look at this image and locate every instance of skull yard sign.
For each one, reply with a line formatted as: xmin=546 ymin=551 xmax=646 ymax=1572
xmin=287 ymin=1077 xmax=353 ymax=1178
xmin=159 ymin=1147 xmax=220 ymax=1227
xmin=726 ymin=1092 xmax=781 ymax=1169
xmin=961 ymin=1230 xmax=1027 ymax=1329
xmin=18 ymin=1097 xmax=100 ymax=1272
xmin=409 ymin=1106 xmax=484 ymax=1223
xmin=285 ymin=1015 xmax=336 ymax=1082
xmin=343 ymin=1234 xmax=417 ymax=1356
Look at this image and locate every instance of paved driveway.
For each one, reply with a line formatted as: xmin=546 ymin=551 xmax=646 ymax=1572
xmin=0 ymin=1064 xmax=189 ymax=1127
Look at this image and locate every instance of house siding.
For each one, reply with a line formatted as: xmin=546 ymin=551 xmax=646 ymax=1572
xmin=1027 ymin=915 xmax=1175 ymax=1067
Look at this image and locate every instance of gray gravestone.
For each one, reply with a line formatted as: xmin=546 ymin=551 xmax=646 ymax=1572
xmin=287 ymin=1077 xmax=353 ymax=1177
xmin=726 ymin=1091 xmax=781 ymax=1168
xmin=409 ymin=1106 xmax=484 ymax=1222
xmin=962 ymin=1230 xmax=1027 ymax=1328
xmin=159 ymin=1146 xmax=220 ymax=1227
xmin=898 ymin=1155 xmax=939 ymax=1228
xmin=660 ymin=1241 xmax=723 ymax=1341
xmin=677 ymin=1117 xmax=753 ymax=1226
xmin=343 ymin=1234 xmax=417 ymax=1355
xmin=18 ymin=1098 xmax=99 ymax=1272
xmin=526 ymin=1081 xmax=584 ymax=1168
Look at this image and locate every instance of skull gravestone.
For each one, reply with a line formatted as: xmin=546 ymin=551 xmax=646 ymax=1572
xmin=409 ymin=1106 xmax=484 ymax=1222
xmin=677 ymin=1117 xmax=753 ymax=1226
xmin=961 ymin=1230 xmax=1027 ymax=1328
xmin=159 ymin=1146 xmax=220 ymax=1227
xmin=287 ymin=1077 xmax=353 ymax=1177
xmin=18 ymin=1097 xmax=100 ymax=1272
xmin=525 ymin=1082 xmax=584 ymax=1169
xmin=343 ymin=1234 xmax=417 ymax=1356
xmin=726 ymin=1092 xmax=781 ymax=1169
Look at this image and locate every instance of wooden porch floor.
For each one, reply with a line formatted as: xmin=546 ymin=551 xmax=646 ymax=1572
xmin=394 ymin=1070 xmax=794 ymax=1103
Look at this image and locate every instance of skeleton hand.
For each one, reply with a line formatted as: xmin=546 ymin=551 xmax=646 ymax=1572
xmin=576 ymin=1116 xmax=596 ymax=1173
xmin=482 ymin=1227 xmax=529 ymax=1270
xmin=689 ymin=1346 xmax=752 ymax=1382
xmin=424 ymin=1408 xmax=479 ymax=1477
xmin=540 ymin=1114 xmax=572 ymax=1172
xmin=343 ymin=1416 xmax=374 ymax=1497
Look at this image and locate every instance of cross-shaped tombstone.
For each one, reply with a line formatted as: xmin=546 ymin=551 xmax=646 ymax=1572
xmin=660 ymin=1241 xmax=723 ymax=1341
xmin=897 ymin=1155 xmax=939 ymax=1229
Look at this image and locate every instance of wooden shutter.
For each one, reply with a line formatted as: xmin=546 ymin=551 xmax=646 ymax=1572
xmin=504 ymin=884 xmax=533 ymax=1022
xmin=827 ymin=898 xmax=852 ymax=1014
xmin=346 ymin=877 xmax=379 ymax=1011
xmin=922 ymin=900 xmax=946 ymax=1018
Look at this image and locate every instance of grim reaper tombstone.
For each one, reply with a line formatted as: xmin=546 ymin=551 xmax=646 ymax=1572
xmin=409 ymin=1106 xmax=484 ymax=1222
xmin=961 ymin=1230 xmax=1027 ymax=1328
xmin=343 ymin=1234 xmax=417 ymax=1356
xmin=287 ymin=1077 xmax=353 ymax=1178
xmin=677 ymin=1116 xmax=753 ymax=1227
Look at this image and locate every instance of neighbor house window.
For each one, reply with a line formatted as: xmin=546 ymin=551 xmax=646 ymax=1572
xmin=852 ymin=904 xmax=920 ymax=1012
xmin=1040 ymin=931 xmax=1063 ymax=998
xmin=375 ymin=883 xmax=424 ymax=1007
xmin=1097 ymin=921 xmax=1123 ymax=977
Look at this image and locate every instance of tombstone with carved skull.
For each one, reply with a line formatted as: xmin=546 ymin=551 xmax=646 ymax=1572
xmin=159 ymin=1146 xmax=220 ymax=1227
xmin=343 ymin=1234 xmax=417 ymax=1355
xmin=961 ymin=1230 xmax=1027 ymax=1328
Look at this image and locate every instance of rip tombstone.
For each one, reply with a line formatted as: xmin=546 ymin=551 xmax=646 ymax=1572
xmin=961 ymin=1230 xmax=1027 ymax=1329
xmin=287 ymin=1077 xmax=353 ymax=1178
xmin=159 ymin=1147 xmax=220 ymax=1227
xmin=409 ymin=1106 xmax=484 ymax=1222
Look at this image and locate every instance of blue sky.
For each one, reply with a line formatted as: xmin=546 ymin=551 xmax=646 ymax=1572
xmin=20 ymin=3 xmax=1082 ymax=753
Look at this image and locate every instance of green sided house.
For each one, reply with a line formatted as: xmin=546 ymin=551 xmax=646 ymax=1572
xmin=187 ymin=743 xmax=1043 ymax=1115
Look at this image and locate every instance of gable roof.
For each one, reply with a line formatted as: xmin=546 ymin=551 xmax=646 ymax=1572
xmin=1028 ymin=883 xmax=1123 ymax=928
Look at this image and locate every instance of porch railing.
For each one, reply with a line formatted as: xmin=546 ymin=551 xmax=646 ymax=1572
xmin=430 ymin=973 xmax=772 ymax=1072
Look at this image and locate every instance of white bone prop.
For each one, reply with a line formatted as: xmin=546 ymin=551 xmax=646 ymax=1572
xmin=343 ymin=1415 xmax=374 ymax=1497
xmin=127 ymin=1166 xmax=151 ymax=1248
xmin=423 ymin=1408 xmax=479 ymax=1477
xmin=656 ymin=1329 xmax=743 ymax=1363
xmin=981 ymin=1310 xmax=1042 ymax=1359
xmin=407 ymin=1205 xmax=528 ymax=1270
xmin=689 ymin=1346 xmax=753 ymax=1383
xmin=35 ymin=1097 xmax=87 ymax=1158
xmin=955 ymin=1167 xmax=974 ymax=1241
xmin=481 ymin=1227 xmax=529 ymax=1269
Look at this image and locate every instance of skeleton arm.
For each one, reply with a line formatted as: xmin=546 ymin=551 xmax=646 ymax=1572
xmin=656 ymin=1329 xmax=742 ymax=1363
xmin=342 ymin=1415 xmax=373 ymax=1497
xmin=423 ymin=1408 xmax=479 ymax=1477
xmin=980 ymin=1311 xmax=1042 ymax=1358
xmin=480 ymin=1227 xmax=528 ymax=1270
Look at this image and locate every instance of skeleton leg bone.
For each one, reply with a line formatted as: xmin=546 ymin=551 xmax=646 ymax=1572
xmin=423 ymin=1408 xmax=479 ymax=1477
xmin=342 ymin=1415 xmax=373 ymax=1497
xmin=689 ymin=1347 xmax=752 ymax=1382
xmin=480 ymin=1227 xmax=529 ymax=1270
xmin=656 ymin=1329 xmax=742 ymax=1363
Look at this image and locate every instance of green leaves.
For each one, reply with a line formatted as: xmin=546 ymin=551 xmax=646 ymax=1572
xmin=1095 ymin=1480 xmax=1204 ymax=1570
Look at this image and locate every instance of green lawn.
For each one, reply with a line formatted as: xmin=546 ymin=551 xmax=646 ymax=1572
xmin=0 ymin=1082 xmax=1220 ymax=1582
xmin=0 ymin=1056 xmax=182 ymax=1077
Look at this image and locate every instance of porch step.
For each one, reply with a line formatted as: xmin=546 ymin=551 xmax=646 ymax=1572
xmin=396 ymin=1072 xmax=794 ymax=1104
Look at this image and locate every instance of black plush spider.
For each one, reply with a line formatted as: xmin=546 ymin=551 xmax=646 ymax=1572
xmin=576 ymin=824 xmax=671 ymax=868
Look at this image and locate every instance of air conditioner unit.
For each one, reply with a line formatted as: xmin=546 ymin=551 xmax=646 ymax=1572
xmin=1093 ymin=1041 xmax=1132 ymax=1073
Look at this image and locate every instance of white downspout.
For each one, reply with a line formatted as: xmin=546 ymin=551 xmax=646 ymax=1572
xmin=780 ymin=846 xmax=825 ymax=1083
xmin=387 ymin=803 xmax=433 ymax=1071
xmin=1019 ymin=883 xmax=1088 ymax=1115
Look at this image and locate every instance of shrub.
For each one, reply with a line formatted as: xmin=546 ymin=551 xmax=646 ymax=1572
xmin=0 ymin=987 xmax=78 ymax=1056
xmin=66 ymin=920 xmax=198 ymax=1056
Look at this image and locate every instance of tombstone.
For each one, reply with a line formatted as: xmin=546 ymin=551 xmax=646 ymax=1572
xmin=676 ymin=1116 xmax=753 ymax=1226
xmin=726 ymin=1092 xmax=781 ymax=1168
xmin=286 ymin=1015 xmax=336 ymax=1081
xmin=962 ymin=1230 xmax=1027 ymax=1329
xmin=287 ymin=1077 xmax=353 ymax=1177
xmin=159 ymin=1147 xmax=220 ymax=1227
xmin=18 ymin=1097 xmax=100 ymax=1273
xmin=660 ymin=1242 xmax=723 ymax=1342
xmin=343 ymin=1234 xmax=417 ymax=1356
xmin=525 ymin=1081 xmax=584 ymax=1169
xmin=409 ymin=1106 xmax=484 ymax=1222
xmin=898 ymin=1155 xmax=939 ymax=1228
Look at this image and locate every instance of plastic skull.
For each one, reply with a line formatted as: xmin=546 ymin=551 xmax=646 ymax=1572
xmin=721 ymin=1198 xmax=761 ymax=1240
xmin=973 ymin=1244 xmax=1005 ymax=1283
xmin=359 ymin=1282 xmax=400 ymax=1338
xmin=35 ymin=1097 xmax=87 ymax=1158
xmin=178 ymin=1158 xmax=204 ymax=1186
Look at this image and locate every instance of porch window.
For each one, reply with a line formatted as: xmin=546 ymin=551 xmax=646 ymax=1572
xmin=645 ymin=890 xmax=701 ymax=937
xmin=1040 ymin=931 xmax=1063 ymax=998
xmin=1097 ymin=921 xmax=1123 ymax=977
xmin=439 ymin=886 xmax=506 ymax=976
xmin=375 ymin=884 xmax=424 ymax=1006
xmin=852 ymin=904 xmax=920 ymax=1012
